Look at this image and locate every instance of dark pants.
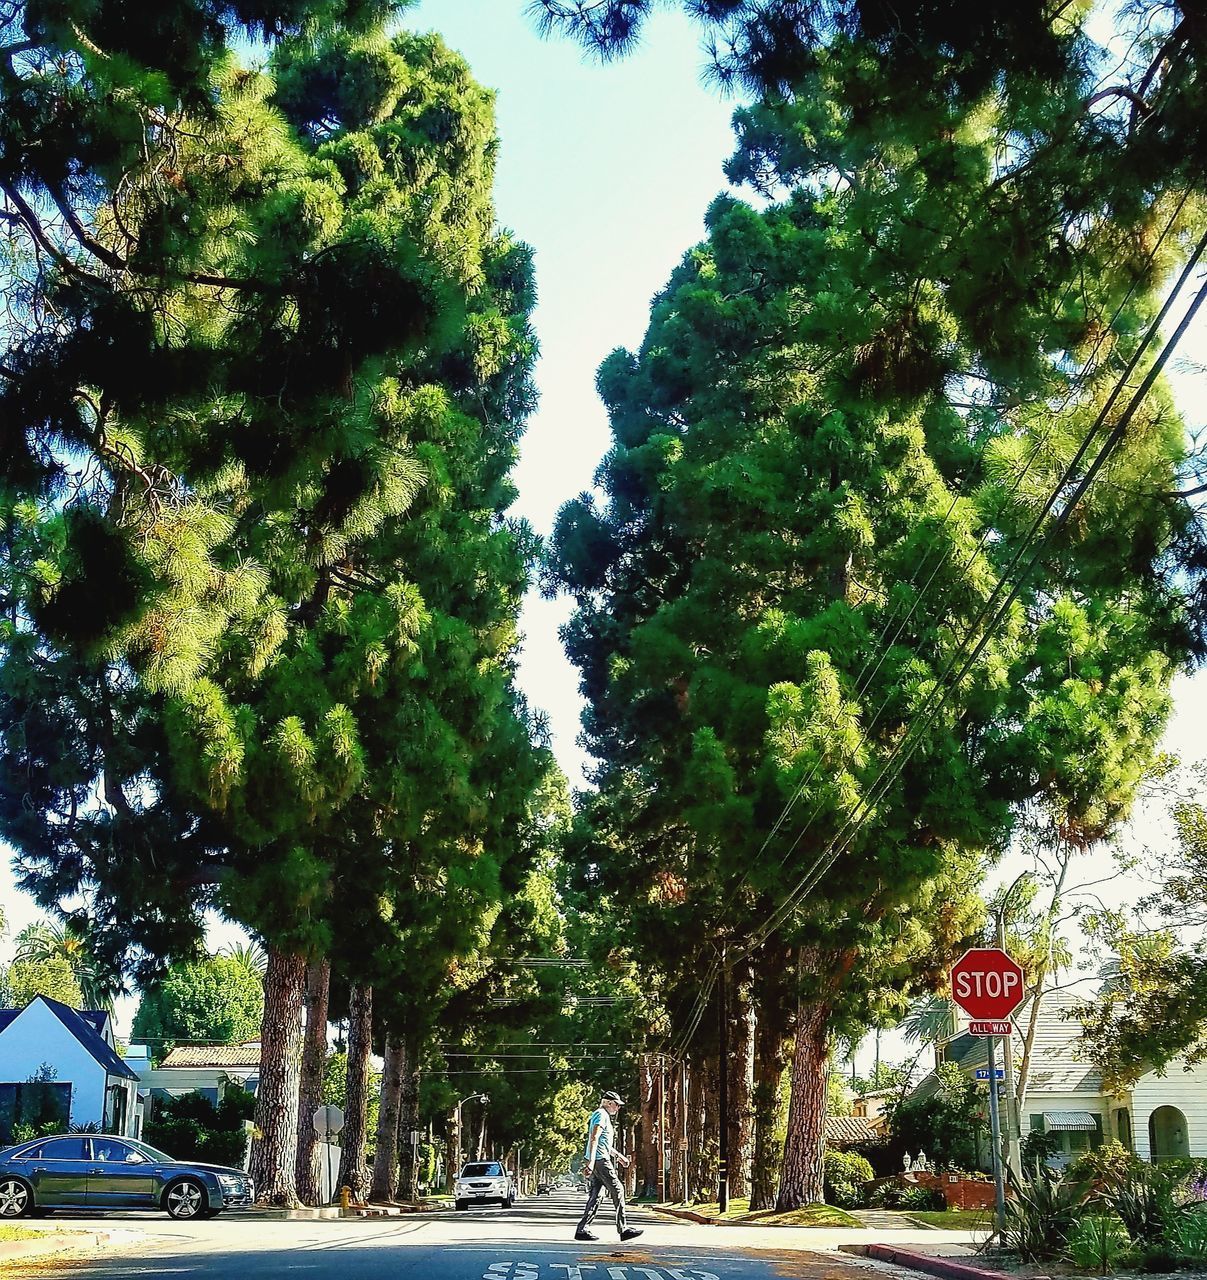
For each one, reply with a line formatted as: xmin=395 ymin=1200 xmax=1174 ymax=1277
xmin=576 ymin=1156 xmax=628 ymax=1236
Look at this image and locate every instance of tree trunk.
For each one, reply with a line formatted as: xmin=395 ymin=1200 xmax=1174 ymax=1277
xmin=750 ymin=1007 xmax=789 ymax=1211
xmin=398 ymin=1022 xmax=421 ymax=1199
xmin=250 ymin=946 xmax=307 ymax=1207
xmin=687 ymin=1056 xmax=706 ymax=1201
xmin=776 ymin=998 xmax=830 ymax=1210
xmin=624 ymin=1119 xmax=639 ymax=1196
xmin=639 ymin=1053 xmax=659 ymax=1198
xmin=295 ymin=957 xmax=330 ymax=1206
xmin=667 ymin=1060 xmax=684 ymax=1202
xmin=727 ymin=984 xmax=756 ymax=1200
xmin=369 ymin=1028 xmax=404 ymax=1203
xmin=336 ymin=982 xmax=373 ymax=1200
xmin=701 ymin=1053 xmax=720 ymax=1201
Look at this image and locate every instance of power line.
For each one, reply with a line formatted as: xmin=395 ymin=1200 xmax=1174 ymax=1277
xmin=734 ymin=240 xmax=1207 ymax=963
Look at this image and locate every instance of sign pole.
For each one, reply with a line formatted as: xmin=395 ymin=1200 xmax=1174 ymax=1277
xmin=986 ymin=1035 xmax=1006 ymax=1240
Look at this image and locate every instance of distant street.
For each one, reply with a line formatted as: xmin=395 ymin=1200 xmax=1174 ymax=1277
xmin=2 ymin=1188 xmax=914 ymax=1280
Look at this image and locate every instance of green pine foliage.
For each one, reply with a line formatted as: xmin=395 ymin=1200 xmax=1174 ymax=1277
xmin=549 ymin=6 xmax=1203 ymax=1207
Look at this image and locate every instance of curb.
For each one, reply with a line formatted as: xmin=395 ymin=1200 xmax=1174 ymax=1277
xmin=0 ymin=1230 xmax=113 ymax=1262
xmin=841 ymin=1243 xmax=1032 ymax=1280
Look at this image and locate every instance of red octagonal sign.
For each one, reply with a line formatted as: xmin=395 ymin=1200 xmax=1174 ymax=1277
xmin=950 ymin=947 xmax=1025 ymax=1022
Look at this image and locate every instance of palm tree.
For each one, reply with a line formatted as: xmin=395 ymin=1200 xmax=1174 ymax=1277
xmin=219 ymin=939 xmax=268 ymax=978
xmin=14 ymin=919 xmax=123 ymax=1011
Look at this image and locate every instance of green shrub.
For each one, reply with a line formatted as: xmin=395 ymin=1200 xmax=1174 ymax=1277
xmin=1020 ymin=1129 xmax=1062 ymax=1173
xmin=1068 ymin=1140 xmax=1143 ymax=1189
xmin=824 ymin=1150 xmax=873 ymax=1207
xmin=1167 ymin=1207 xmax=1207 ymax=1265
xmin=1002 ymin=1175 xmax=1092 ymax=1261
xmin=867 ymin=1181 xmax=946 ymax=1211
xmin=1065 ymin=1215 xmax=1132 ymax=1273
xmin=1102 ymin=1165 xmax=1180 ymax=1245
xmin=143 ymin=1087 xmax=255 ymax=1167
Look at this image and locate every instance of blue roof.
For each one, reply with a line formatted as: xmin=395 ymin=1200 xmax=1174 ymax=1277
xmin=0 ymin=997 xmax=138 ymax=1081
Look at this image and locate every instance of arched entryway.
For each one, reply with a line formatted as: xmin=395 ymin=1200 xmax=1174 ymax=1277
xmin=1148 ymin=1105 xmax=1189 ymax=1161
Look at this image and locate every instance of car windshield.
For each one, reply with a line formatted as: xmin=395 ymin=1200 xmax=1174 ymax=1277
xmin=461 ymin=1163 xmax=502 ymax=1177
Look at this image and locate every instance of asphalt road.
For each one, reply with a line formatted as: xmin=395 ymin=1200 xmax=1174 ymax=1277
xmin=3 ymin=1188 xmax=884 ymax=1280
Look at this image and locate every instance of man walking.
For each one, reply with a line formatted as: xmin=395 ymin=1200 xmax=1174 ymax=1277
xmin=574 ymin=1090 xmax=643 ymax=1243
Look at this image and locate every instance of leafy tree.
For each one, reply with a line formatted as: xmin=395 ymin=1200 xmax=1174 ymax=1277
xmin=1 ymin=1 xmax=543 ymax=1206
xmin=1074 ymin=759 xmax=1207 ymax=1088
xmin=886 ymin=1062 xmax=984 ymax=1173
xmin=132 ymin=954 xmax=265 ymax=1060
xmin=549 ymin=5 xmax=1201 ymax=1207
xmin=4 ymin=955 xmax=84 ymax=1009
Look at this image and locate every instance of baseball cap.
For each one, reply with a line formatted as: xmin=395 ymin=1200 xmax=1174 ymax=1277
xmin=601 ymin=1090 xmax=624 ymax=1105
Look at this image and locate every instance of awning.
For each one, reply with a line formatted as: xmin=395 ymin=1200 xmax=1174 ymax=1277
xmin=1043 ymin=1110 xmax=1099 ymax=1132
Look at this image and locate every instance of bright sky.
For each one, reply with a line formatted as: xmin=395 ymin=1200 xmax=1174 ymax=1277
xmin=1 ymin=3 xmax=1204 ymax=1062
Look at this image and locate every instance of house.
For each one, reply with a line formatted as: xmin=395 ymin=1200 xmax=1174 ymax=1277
xmin=911 ymin=988 xmax=1207 ymax=1165
xmin=125 ymin=1041 xmax=260 ymax=1120
xmin=0 ymin=995 xmax=139 ymax=1143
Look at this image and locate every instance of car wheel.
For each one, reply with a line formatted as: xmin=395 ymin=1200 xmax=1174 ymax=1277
xmin=164 ymin=1177 xmax=208 ymax=1220
xmin=199 ymin=1208 xmax=223 ymax=1220
xmin=455 ymin=1199 xmax=467 ymax=1211
xmin=0 ymin=1177 xmax=33 ymax=1219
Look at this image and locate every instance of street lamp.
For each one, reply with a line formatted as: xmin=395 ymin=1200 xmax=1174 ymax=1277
xmin=452 ymin=1092 xmax=489 ymax=1186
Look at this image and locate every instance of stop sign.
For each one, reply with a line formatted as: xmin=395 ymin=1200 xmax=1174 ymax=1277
xmin=950 ymin=947 xmax=1025 ymax=1021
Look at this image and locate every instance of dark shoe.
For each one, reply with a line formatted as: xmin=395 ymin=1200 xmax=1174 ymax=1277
xmin=575 ymin=1231 xmax=598 ymax=1242
xmin=620 ymin=1228 xmax=643 ymax=1241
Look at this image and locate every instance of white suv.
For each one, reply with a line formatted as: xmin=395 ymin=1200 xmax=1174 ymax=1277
xmin=454 ymin=1161 xmax=514 ymax=1210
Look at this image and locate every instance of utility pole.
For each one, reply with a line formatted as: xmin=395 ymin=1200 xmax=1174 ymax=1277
xmin=718 ymin=950 xmax=729 ymax=1215
xmin=996 ymin=879 xmax=1028 ymax=1183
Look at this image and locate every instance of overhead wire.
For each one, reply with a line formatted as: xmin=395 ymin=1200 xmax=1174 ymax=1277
xmin=732 ymin=236 xmax=1207 ymax=962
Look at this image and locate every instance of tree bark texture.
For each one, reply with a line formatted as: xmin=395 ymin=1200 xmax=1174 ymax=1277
xmin=727 ymin=984 xmax=757 ymax=1199
xmin=776 ymin=997 xmax=830 ymax=1210
xmin=624 ymin=1119 xmax=639 ymax=1196
xmin=639 ymin=1053 xmax=660 ymax=1198
xmin=369 ymin=1028 xmax=404 ymax=1203
xmin=295 ymin=957 xmax=331 ymax=1206
xmin=750 ymin=1010 xmax=789 ymax=1211
xmin=667 ymin=1060 xmax=684 ymax=1202
xmin=687 ymin=1056 xmax=706 ymax=1201
xmin=250 ymin=946 xmax=308 ymax=1206
xmin=702 ymin=1053 xmax=720 ymax=1201
xmin=336 ymin=982 xmax=373 ymax=1200
xmin=398 ymin=1023 xmax=421 ymax=1200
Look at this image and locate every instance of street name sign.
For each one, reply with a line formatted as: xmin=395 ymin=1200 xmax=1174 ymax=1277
xmin=975 ymin=1068 xmax=1005 ymax=1080
xmin=950 ymin=948 xmax=1025 ymax=1021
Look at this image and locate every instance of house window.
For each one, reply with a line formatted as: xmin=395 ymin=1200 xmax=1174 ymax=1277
xmin=0 ymin=1081 xmax=73 ymax=1145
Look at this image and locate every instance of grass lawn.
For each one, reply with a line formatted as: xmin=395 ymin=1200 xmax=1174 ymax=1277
xmin=0 ymin=1225 xmax=46 ymax=1242
xmin=658 ymin=1198 xmax=859 ymax=1227
xmin=906 ymin=1209 xmax=992 ymax=1230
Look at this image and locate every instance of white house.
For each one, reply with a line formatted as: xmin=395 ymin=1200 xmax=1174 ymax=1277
xmin=0 ymin=995 xmax=139 ymax=1142
xmin=913 ymin=989 xmax=1207 ymax=1164
xmin=126 ymin=1041 xmax=261 ymax=1115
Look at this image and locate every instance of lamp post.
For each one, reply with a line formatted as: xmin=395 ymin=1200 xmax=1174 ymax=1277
xmin=452 ymin=1092 xmax=489 ymax=1188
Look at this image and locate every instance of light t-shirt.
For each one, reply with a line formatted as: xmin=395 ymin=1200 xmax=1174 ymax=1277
xmin=584 ymin=1107 xmax=613 ymax=1161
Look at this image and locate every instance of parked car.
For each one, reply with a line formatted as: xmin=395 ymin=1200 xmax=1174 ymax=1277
xmin=536 ymin=1181 xmax=551 ymax=1194
xmin=453 ymin=1161 xmax=513 ymax=1210
xmin=0 ymin=1134 xmax=254 ymax=1220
